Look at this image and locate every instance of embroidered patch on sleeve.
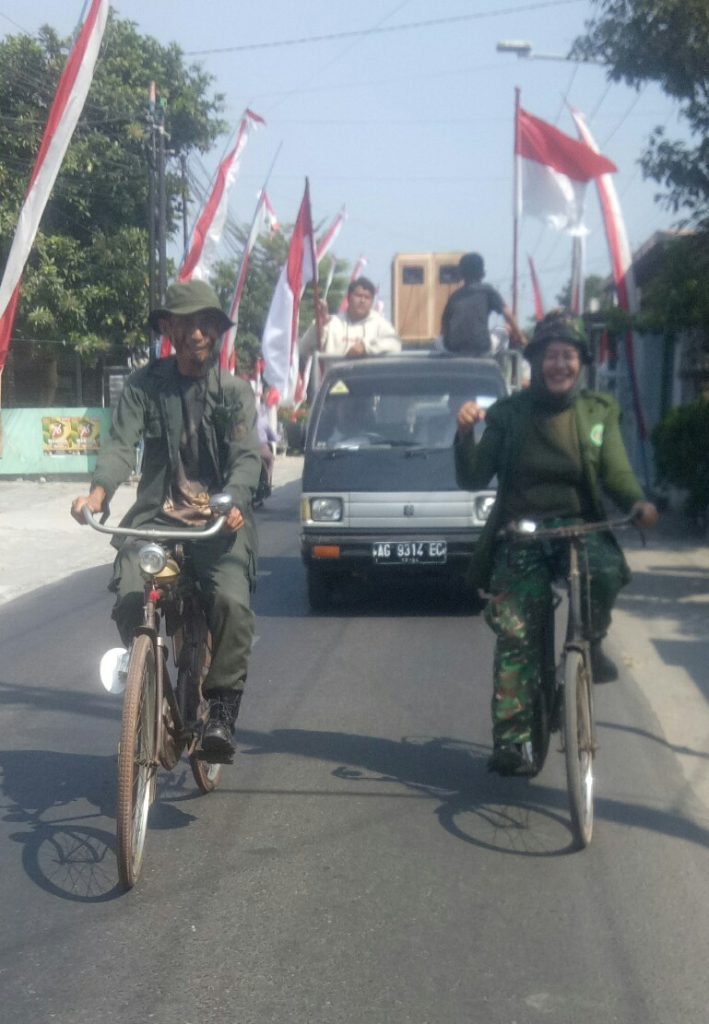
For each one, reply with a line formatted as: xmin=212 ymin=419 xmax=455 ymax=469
xmin=590 ymin=423 xmax=604 ymax=447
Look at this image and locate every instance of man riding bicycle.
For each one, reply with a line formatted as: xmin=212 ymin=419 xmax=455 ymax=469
xmin=454 ymin=310 xmax=658 ymax=776
xmin=71 ymin=280 xmax=262 ymax=763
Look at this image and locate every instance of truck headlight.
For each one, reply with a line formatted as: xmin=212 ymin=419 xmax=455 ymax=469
xmin=305 ymin=497 xmax=343 ymax=522
xmin=474 ymin=495 xmax=496 ymax=522
xmin=138 ymin=543 xmax=167 ymax=576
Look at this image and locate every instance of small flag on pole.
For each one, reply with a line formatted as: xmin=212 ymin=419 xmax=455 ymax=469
xmin=220 ymin=189 xmax=280 ymax=372
xmin=261 ymin=180 xmax=317 ymax=405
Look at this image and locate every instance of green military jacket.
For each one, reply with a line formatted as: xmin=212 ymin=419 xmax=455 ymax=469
xmin=454 ymin=388 xmax=645 ymax=591
xmin=92 ymin=358 xmax=262 ymax=554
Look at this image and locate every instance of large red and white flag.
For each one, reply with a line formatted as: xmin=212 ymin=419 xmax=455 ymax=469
xmin=178 ymin=108 xmax=265 ymax=283
xmin=0 ymin=0 xmax=109 ymax=374
xmin=516 ymin=106 xmax=617 ymax=235
xmin=220 ymin=189 xmax=280 ymax=372
xmin=571 ymin=107 xmax=647 ymax=448
xmin=261 ymin=181 xmax=317 ymax=404
xmin=570 ymin=107 xmax=637 ymax=314
xmin=338 ymin=254 xmax=367 ymax=313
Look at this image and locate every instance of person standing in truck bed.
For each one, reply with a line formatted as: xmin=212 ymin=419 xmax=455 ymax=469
xmin=441 ymin=253 xmax=525 ymax=356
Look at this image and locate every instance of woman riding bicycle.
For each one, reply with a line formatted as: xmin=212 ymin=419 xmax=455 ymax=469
xmin=454 ymin=310 xmax=658 ymax=776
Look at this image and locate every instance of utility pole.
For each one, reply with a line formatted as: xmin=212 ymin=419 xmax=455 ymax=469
xmin=180 ymin=152 xmax=189 ymax=253
xmin=145 ymin=81 xmax=169 ymax=349
xmin=157 ymin=92 xmax=168 ymax=303
xmin=146 ymin=82 xmax=158 ymax=324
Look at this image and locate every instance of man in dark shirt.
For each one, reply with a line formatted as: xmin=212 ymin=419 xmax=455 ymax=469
xmin=441 ymin=252 xmax=525 ymax=355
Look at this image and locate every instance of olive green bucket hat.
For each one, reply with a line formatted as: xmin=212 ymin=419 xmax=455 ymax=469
xmin=148 ymin=280 xmax=234 ymax=334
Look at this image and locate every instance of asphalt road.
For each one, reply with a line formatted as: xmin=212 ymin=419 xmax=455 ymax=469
xmin=1 ymin=475 xmax=708 ymax=1024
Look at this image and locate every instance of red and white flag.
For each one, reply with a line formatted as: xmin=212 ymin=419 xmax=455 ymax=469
xmin=0 ymin=0 xmax=109 ymax=374
xmin=220 ymin=189 xmax=280 ymax=372
xmin=178 ymin=108 xmax=265 ymax=283
xmin=338 ymin=254 xmax=367 ymax=313
xmin=570 ymin=107 xmax=637 ymax=315
xmin=571 ymin=107 xmax=646 ymax=446
xmin=261 ymin=181 xmax=317 ymax=405
xmin=516 ymin=106 xmax=617 ymax=235
xmin=527 ymin=255 xmax=545 ymax=321
xmin=159 ymin=108 xmax=265 ymax=357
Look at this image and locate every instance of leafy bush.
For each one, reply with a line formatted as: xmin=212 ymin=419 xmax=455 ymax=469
xmin=652 ymin=399 xmax=709 ymax=523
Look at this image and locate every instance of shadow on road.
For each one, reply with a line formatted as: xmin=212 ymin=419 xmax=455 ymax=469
xmin=229 ymin=726 xmax=709 ymax=857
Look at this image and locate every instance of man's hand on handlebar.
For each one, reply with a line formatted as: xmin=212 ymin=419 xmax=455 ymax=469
xmin=224 ymin=506 xmax=245 ymax=533
xmin=456 ymin=401 xmax=486 ymax=437
xmin=71 ymin=486 xmax=107 ymax=525
xmin=630 ymin=501 xmax=659 ymax=530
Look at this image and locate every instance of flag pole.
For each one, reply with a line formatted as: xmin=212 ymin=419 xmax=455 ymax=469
xmin=512 ymin=87 xmax=521 ymax=318
xmin=307 ymin=178 xmax=324 ymax=352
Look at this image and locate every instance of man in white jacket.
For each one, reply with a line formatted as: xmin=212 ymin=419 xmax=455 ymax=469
xmin=300 ymin=276 xmax=401 ymax=359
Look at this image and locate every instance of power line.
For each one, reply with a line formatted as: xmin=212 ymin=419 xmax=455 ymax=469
xmin=184 ymin=0 xmax=583 ymax=56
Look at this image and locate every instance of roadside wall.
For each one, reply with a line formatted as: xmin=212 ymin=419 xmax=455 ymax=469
xmin=0 ymin=407 xmax=113 ymax=476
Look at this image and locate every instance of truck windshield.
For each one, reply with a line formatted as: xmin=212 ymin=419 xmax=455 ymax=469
xmin=311 ymin=371 xmax=505 ymax=450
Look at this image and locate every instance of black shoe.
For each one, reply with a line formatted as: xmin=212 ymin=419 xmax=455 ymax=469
xmin=590 ymin=641 xmax=618 ymax=683
xmin=487 ymin=740 xmax=536 ymax=777
xmin=201 ymin=691 xmax=242 ymax=764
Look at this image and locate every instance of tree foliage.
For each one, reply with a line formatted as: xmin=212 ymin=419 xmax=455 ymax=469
xmin=0 ymin=11 xmax=226 ymax=358
xmin=652 ymin=398 xmax=709 ymax=523
xmin=556 ymin=274 xmax=610 ymax=311
xmin=635 ymin=234 xmax=709 ymax=334
xmin=572 ymin=0 xmax=709 ymax=228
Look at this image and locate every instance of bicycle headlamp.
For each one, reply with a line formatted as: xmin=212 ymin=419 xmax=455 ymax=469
xmin=138 ymin=543 xmax=168 ymax=577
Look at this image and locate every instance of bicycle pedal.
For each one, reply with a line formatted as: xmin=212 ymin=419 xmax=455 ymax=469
xmin=195 ymin=746 xmax=233 ymax=766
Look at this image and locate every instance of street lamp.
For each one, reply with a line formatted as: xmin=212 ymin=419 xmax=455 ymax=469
xmin=496 ymin=40 xmax=601 ymax=64
xmin=496 ymin=40 xmax=570 ymax=61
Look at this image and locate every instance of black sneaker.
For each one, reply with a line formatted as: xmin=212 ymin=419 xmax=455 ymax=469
xmin=487 ymin=740 xmax=536 ymax=777
xmin=201 ymin=690 xmax=242 ymax=764
xmin=590 ymin=641 xmax=618 ymax=683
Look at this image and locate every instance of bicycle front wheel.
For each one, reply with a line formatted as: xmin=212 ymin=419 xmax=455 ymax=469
xmin=116 ymin=635 xmax=158 ymax=889
xmin=563 ymin=649 xmax=595 ymax=849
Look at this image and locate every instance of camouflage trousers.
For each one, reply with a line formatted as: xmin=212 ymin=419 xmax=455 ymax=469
xmin=484 ymin=520 xmax=627 ymax=744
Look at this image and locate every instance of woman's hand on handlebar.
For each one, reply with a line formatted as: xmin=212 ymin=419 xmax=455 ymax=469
xmin=456 ymin=401 xmax=486 ymax=437
xmin=71 ymin=487 xmax=106 ymax=525
xmin=631 ymin=501 xmax=659 ymax=530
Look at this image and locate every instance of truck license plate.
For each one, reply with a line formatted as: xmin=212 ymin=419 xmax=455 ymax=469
xmin=372 ymin=540 xmax=447 ymax=565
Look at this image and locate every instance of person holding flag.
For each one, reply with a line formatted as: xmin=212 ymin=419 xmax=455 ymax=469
xmin=300 ymin=276 xmax=401 ymax=360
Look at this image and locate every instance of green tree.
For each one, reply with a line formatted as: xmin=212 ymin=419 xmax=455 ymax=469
xmin=556 ymin=273 xmax=611 ymax=311
xmin=0 ymin=11 xmax=226 ymax=370
xmin=572 ymin=0 xmax=709 ymax=228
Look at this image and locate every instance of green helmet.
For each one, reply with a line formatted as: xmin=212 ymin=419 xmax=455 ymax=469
xmin=525 ymin=309 xmax=592 ymax=365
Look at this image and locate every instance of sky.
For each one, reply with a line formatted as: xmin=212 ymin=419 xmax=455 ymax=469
xmin=0 ymin=0 xmax=688 ymax=325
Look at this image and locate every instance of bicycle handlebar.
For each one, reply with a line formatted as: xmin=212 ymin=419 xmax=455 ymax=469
xmin=501 ymin=512 xmax=639 ymax=543
xmin=82 ymin=506 xmax=228 ymax=541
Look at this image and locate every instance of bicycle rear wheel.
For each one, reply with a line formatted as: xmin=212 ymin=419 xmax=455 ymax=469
xmin=563 ymin=649 xmax=595 ymax=848
xmin=116 ymin=635 xmax=158 ymax=889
